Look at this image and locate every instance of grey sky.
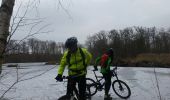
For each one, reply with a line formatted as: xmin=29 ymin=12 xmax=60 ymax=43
xmin=7 ymin=0 xmax=170 ymax=44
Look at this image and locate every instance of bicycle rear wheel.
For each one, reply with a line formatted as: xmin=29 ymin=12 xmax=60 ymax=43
xmin=86 ymin=78 xmax=97 ymax=96
xmin=112 ymin=80 xmax=131 ymax=99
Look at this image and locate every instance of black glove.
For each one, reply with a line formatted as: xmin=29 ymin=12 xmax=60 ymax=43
xmin=94 ymin=65 xmax=98 ymax=71
xmin=55 ymin=74 xmax=63 ymax=82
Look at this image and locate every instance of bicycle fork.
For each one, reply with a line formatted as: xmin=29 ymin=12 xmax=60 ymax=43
xmin=113 ymin=74 xmax=124 ymax=91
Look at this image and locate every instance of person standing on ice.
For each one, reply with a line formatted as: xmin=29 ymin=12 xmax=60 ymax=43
xmin=55 ymin=37 xmax=92 ymax=100
xmin=94 ymin=48 xmax=114 ymax=100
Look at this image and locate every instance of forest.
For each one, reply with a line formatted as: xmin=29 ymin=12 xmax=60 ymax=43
xmin=4 ymin=26 xmax=170 ymax=67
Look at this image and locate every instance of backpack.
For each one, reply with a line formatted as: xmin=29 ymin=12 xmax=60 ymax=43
xmin=100 ymin=53 xmax=109 ymax=67
xmin=66 ymin=48 xmax=86 ymax=68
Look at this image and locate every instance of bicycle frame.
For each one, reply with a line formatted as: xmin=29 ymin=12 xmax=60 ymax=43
xmin=111 ymin=66 xmax=120 ymax=80
xmin=90 ymin=66 xmax=131 ymax=99
xmin=93 ymin=71 xmax=105 ymax=90
xmin=57 ymin=76 xmax=79 ymax=100
xmin=93 ymin=66 xmax=120 ymax=89
xmin=57 ymin=76 xmax=92 ymax=100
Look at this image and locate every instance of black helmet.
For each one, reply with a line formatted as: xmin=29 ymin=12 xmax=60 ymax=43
xmin=65 ymin=37 xmax=78 ymax=49
xmin=106 ymin=48 xmax=114 ymax=56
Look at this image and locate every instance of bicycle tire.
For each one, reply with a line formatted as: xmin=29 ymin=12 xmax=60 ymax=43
xmin=58 ymin=95 xmax=78 ymax=100
xmin=86 ymin=78 xmax=98 ymax=96
xmin=58 ymin=86 xmax=79 ymax=100
xmin=58 ymin=95 xmax=69 ymax=100
xmin=112 ymin=80 xmax=131 ymax=99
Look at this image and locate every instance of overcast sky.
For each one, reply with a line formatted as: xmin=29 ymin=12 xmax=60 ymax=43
xmin=7 ymin=0 xmax=170 ymax=44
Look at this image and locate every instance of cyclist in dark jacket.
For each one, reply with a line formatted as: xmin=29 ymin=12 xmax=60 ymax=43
xmin=55 ymin=37 xmax=92 ymax=100
xmin=94 ymin=48 xmax=114 ymax=100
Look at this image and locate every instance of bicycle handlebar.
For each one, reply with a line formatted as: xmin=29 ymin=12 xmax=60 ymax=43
xmin=112 ymin=66 xmax=117 ymax=72
xmin=56 ymin=76 xmax=78 ymax=82
xmin=92 ymin=66 xmax=117 ymax=72
xmin=62 ymin=75 xmax=79 ymax=79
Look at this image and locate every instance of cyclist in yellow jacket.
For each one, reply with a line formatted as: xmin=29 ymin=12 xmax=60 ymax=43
xmin=55 ymin=37 xmax=92 ymax=100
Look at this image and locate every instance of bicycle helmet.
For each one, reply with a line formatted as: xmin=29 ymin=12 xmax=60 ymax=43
xmin=65 ymin=37 xmax=78 ymax=49
xmin=106 ymin=48 xmax=114 ymax=56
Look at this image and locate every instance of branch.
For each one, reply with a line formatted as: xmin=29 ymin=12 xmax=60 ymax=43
xmin=57 ymin=0 xmax=73 ymax=20
xmin=5 ymin=23 xmax=52 ymax=53
xmin=154 ymin=68 xmax=162 ymax=100
xmin=19 ymin=66 xmax=55 ymax=82
xmin=0 ymin=81 xmax=18 ymax=99
xmin=0 ymin=65 xmax=56 ymax=99
xmin=6 ymin=0 xmax=46 ymax=53
xmin=7 ymin=0 xmax=30 ymax=44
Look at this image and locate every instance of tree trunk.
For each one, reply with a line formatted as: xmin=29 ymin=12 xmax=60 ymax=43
xmin=0 ymin=0 xmax=15 ymax=74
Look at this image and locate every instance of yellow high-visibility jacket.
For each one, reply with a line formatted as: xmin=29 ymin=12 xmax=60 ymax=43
xmin=58 ymin=48 xmax=92 ymax=76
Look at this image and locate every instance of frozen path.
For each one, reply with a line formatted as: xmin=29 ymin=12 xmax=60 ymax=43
xmin=1 ymin=63 xmax=170 ymax=100
xmin=87 ymin=66 xmax=170 ymax=100
xmin=90 ymin=67 xmax=170 ymax=100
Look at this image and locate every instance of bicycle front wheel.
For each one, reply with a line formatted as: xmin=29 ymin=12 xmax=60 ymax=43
xmin=112 ymin=80 xmax=131 ymax=99
xmin=86 ymin=78 xmax=97 ymax=96
xmin=58 ymin=95 xmax=70 ymax=100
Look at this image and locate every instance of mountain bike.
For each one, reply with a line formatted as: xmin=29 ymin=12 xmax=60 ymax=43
xmin=89 ymin=66 xmax=131 ymax=99
xmin=57 ymin=76 xmax=96 ymax=100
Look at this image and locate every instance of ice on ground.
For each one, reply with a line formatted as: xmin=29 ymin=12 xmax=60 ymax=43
xmin=1 ymin=63 xmax=170 ymax=100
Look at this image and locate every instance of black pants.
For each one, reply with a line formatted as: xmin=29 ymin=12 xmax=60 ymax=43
xmin=66 ymin=75 xmax=86 ymax=100
xmin=103 ymin=72 xmax=112 ymax=95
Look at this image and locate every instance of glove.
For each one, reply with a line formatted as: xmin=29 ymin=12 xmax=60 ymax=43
xmin=93 ymin=65 xmax=98 ymax=71
xmin=55 ymin=74 xmax=63 ymax=82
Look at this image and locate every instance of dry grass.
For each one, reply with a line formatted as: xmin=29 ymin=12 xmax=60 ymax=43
xmin=122 ymin=53 xmax=170 ymax=67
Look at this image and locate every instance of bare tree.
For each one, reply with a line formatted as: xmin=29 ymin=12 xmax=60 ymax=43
xmin=0 ymin=0 xmax=70 ymax=75
xmin=0 ymin=0 xmax=68 ymax=99
xmin=108 ymin=29 xmax=122 ymax=57
xmin=0 ymin=0 xmax=16 ymax=74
